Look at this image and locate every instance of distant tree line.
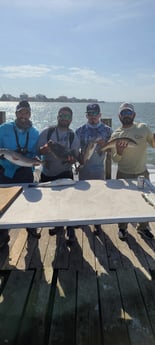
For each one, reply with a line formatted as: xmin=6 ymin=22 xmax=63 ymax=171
xmin=0 ymin=93 xmax=103 ymax=103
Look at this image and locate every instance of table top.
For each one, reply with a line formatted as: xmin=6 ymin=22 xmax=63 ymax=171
xmin=0 ymin=179 xmax=155 ymax=229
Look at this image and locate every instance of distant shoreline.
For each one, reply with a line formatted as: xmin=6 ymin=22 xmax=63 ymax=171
xmin=0 ymin=95 xmax=105 ymax=103
xmin=0 ymin=99 xmax=105 ymax=103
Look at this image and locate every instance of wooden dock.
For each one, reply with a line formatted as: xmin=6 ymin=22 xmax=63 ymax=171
xmin=0 ymin=223 xmax=155 ymax=345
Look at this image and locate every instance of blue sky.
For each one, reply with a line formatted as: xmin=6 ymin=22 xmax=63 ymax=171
xmin=0 ymin=0 xmax=155 ymax=102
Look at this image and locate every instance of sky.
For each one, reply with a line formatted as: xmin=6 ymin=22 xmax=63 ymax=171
xmin=0 ymin=0 xmax=155 ymax=102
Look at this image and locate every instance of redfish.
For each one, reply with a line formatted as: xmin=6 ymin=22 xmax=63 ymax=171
xmin=100 ymin=137 xmax=137 ymax=151
xmin=0 ymin=148 xmax=42 ymax=167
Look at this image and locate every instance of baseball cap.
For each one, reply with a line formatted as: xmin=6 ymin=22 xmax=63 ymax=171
xmin=86 ymin=103 xmax=100 ymax=114
xmin=16 ymin=100 xmax=31 ymax=112
xmin=119 ymin=102 xmax=135 ymax=113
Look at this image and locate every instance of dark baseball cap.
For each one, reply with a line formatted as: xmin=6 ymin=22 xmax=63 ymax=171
xmin=16 ymin=100 xmax=31 ymax=112
xmin=86 ymin=103 xmax=100 ymax=114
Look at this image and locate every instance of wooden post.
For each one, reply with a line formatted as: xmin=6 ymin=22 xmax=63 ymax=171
xmin=101 ymin=118 xmax=112 ymax=179
xmin=0 ymin=111 xmax=6 ymax=124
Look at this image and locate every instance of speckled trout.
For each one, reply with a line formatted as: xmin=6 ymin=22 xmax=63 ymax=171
xmin=82 ymin=141 xmax=98 ymax=164
xmin=0 ymin=148 xmax=42 ymax=167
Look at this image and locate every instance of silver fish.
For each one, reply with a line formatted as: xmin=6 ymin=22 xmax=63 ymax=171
xmin=47 ymin=140 xmax=77 ymax=163
xmin=82 ymin=141 xmax=98 ymax=164
xmin=0 ymin=148 xmax=42 ymax=167
xmin=100 ymin=137 xmax=137 ymax=151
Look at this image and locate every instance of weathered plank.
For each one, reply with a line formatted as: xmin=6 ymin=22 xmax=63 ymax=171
xmin=41 ymin=230 xmax=57 ymax=268
xmin=94 ymin=225 xmax=109 ymax=273
xmin=135 ymin=268 xmax=155 ymax=338
xmin=98 ymin=270 xmax=130 ymax=345
xmin=0 ymin=270 xmax=34 ymax=344
xmin=0 ymin=111 xmax=6 ymax=124
xmin=69 ymin=227 xmax=83 ymax=270
xmin=16 ymin=267 xmax=54 ymax=345
xmin=48 ymin=269 xmax=76 ymax=345
xmin=28 ymin=228 xmax=49 ymax=269
xmin=103 ymin=225 xmax=123 ymax=269
xmin=76 ymin=270 xmax=101 ymax=345
xmin=82 ymin=225 xmax=96 ymax=271
xmin=3 ymin=229 xmax=27 ymax=269
xmin=0 ymin=186 xmax=22 ymax=215
xmin=0 ymin=229 xmax=21 ymax=269
xmin=117 ymin=268 xmax=155 ymax=345
xmin=52 ymin=228 xmax=70 ymax=269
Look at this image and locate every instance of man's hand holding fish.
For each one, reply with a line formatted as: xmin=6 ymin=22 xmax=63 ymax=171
xmin=39 ymin=143 xmax=51 ymax=155
xmin=115 ymin=139 xmax=129 ymax=156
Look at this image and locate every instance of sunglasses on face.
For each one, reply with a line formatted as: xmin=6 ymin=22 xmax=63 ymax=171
xmin=120 ymin=109 xmax=134 ymax=116
xmin=87 ymin=111 xmax=99 ymax=117
xmin=58 ymin=113 xmax=72 ymax=120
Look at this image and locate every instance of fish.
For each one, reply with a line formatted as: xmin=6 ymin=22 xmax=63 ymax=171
xmin=82 ymin=141 xmax=98 ymax=164
xmin=29 ymin=178 xmax=76 ymax=188
xmin=100 ymin=137 xmax=137 ymax=152
xmin=0 ymin=148 xmax=43 ymax=167
xmin=47 ymin=140 xmax=77 ymax=163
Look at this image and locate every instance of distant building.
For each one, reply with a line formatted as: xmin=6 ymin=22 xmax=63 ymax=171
xmin=19 ymin=93 xmax=29 ymax=100
xmin=35 ymin=94 xmax=48 ymax=102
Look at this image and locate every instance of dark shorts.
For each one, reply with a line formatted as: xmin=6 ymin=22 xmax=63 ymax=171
xmin=41 ymin=170 xmax=73 ymax=182
xmin=0 ymin=166 xmax=34 ymax=184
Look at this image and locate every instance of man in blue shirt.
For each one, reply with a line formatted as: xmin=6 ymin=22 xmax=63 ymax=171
xmin=0 ymin=100 xmax=40 ymax=248
xmin=76 ymin=103 xmax=112 ymax=234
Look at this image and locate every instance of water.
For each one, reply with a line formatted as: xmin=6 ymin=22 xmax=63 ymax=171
xmin=0 ymin=101 xmax=155 ymax=165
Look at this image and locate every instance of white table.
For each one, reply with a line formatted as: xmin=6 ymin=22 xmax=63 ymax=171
xmin=0 ymin=179 xmax=155 ymax=229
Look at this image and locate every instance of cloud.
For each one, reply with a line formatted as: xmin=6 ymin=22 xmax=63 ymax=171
xmin=0 ymin=65 xmax=51 ymax=78
xmin=0 ymin=64 xmax=115 ymax=85
xmin=43 ymin=66 xmax=115 ymax=86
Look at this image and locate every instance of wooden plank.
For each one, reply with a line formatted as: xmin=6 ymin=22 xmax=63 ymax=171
xmin=0 ymin=186 xmax=22 ymax=215
xmin=28 ymin=228 xmax=48 ymax=269
xmin=16 ymin=267 xmax=54 ymax=345
xmin=135 ymin=268 xmax=155 ymax=337
xmin=48 ymin=269 xmax=76 ymax=345
xmin=76 ymin=270 xmax=101 ymax=345
xmin=43 ymin=229 xmax=57 ymax=268
xmin=17 ymin=238 xmax=40 ymax=270
xmin=103 ymin=225 xmax=123 ymax=270
xmin=126 ymin=224 xmax=152 ymax=273
xmin=3 ymin=229 xmax=27 ymax=269
xmin=117 ymin=268 xmax=155 ymax=345
xmin=82 ymin=225 xmax=96 ymax=271
xmin=0 ymin=111 xmax=6 ymax=124
xmin=94 ymin=225 xmax=109 ymax=273
xmin=0 ymin=229 xmax=21 ymax=269
xmin=0 ymin=270 xmax=34 ymax=344
xmin=69 ymin=227 xmax=83 ymax=270
xmin=48 ymin=228 xmax=69 ymax=269
xmin=98 ymin=270 xmax=130 ymax=345
xmin=136 ymin=223 xmax=155 ymax=270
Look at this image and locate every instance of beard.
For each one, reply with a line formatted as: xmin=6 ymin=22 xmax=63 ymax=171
xmin=120 ymin=117 xmax=134 ymax=126
xmin=15 ymin=118 xmax=32 ymax=130
xmin=58 ymin=120 xmax=70 ymax=129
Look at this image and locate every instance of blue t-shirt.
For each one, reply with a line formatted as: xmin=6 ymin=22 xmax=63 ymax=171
xmin=76 ymin=122 xmax=112 ymax=180
xmin=0 ymin=121 xmax=39 ymax=178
